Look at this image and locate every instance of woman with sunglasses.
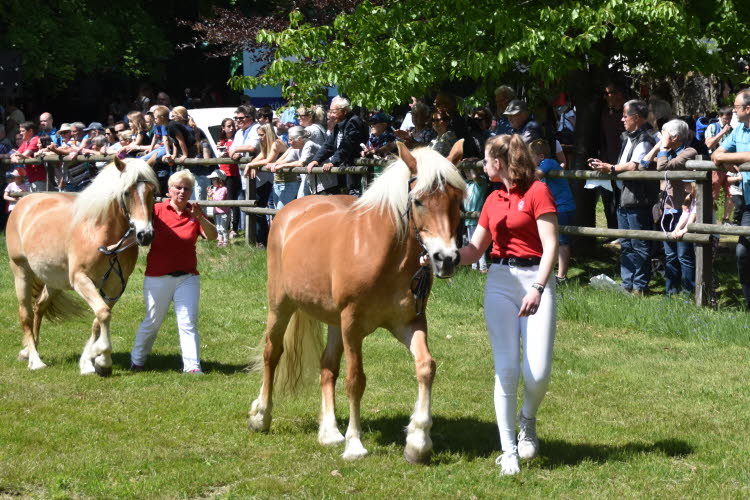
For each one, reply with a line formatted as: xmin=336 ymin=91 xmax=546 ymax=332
xmin=244 ymin=124 xmax=292 ymax=209
xmin=429 ymin=111 xmax=458 ymax=157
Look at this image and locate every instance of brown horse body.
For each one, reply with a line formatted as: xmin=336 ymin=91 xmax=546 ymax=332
xmin=6 ymin=158 xmax=158 ymax=375
xmin=249 ymin=143 xmax=466 ymax=463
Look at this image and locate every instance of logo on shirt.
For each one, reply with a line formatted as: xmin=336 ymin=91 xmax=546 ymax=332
xmin=518 ymin=200 xmax=525 ymax=211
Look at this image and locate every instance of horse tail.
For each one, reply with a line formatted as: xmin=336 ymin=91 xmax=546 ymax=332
xmin=254 ymin=309 xmax=324 ymax=394
xmin=31 ymin=281 xmax=86 ymax=321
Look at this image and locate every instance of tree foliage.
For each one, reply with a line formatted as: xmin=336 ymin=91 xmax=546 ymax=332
xmin=0 ymin=0 xmax=170 ymax=92
xmin=228 ymin=0 xmax=750 ymax=109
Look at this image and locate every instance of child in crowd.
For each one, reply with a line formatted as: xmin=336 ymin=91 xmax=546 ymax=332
xmin=361 ymin=112 xmax=396 ymax=158
xmin=463 ymin=168 xmax=489 ymax=272
xmin=670 ymin=183 xmax=697 ymax=240
xmin=529 ymin=139 xmax=575 ymax=282
xmin=4 ymin=168 xmax=30 ymax=212
xmin=207 ymin=169 xmax=229 ymax=247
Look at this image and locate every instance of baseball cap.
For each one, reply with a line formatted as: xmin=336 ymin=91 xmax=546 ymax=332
xmin=503 ymin=100 xmax=528 ymax=116
xmin=83 ymin=122 xmax=105 ymax=132
xmin=207 ymin=169 xmax=227 ymax=181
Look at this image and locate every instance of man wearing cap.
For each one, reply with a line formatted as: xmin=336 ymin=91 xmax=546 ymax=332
xmin=504 ymin=99 xmax=543 ymax=144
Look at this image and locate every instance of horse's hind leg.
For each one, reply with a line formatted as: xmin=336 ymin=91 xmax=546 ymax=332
xmin=392 ymin=318 xmax=435 ymax=465
xmin=248 ymin=306 xmax=294 ymax=432
xmin=340 ymin=313 xmax=368 ymax=461
xmin=318 ymin=325 xmax=345 ymax=446
xmin=11 ymin=263 xmax=46 ymax=370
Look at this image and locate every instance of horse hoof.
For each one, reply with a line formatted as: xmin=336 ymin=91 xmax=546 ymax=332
xmin=28 ymin=361 xmax=47 ymax=371
xmin=404 ymin=445 xmax=432 ymax=465
xmin=94 ymin=364 xmax=112 ymax=377
xmin=248 ymin=413 xmax=270 ymax=432
xmin=342 ymin=440 xmax=368 ymax=461
xmin=319 ymin=432 xmax=346 ymax=447
xmin=17 ymin=348 xmax=29 ymax=361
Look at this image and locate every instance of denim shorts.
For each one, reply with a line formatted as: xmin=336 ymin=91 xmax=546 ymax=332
xmin=557 ymin=211 xmax=575 ymax=245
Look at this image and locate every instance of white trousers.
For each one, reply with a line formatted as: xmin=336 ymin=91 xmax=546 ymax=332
xmin=484 ymin=263 xmax=556 ymax=452
xmin=131 ymin=274 xmax=202 ymax=372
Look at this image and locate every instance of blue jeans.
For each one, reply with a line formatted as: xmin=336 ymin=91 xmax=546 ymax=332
xmin=736 ymin=207 xmax=750 ymax=307
xmin=273 ymin=180 xmax=301 ymax=210
xmin=662 ymin=211 xmax=695 ymax=295
xmin=617 ymin=206 xmax=652 ymax=291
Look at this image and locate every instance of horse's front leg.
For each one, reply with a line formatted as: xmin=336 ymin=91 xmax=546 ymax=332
xmin=393 ymin=318 xmax=435 ymax=465
xmin=72 ymin=274 xmax=113 ymax=376
xmin=341 ymin=316 xmax=368 ymax=460
xmin=319 ymin=325 xmax=345 ymax=446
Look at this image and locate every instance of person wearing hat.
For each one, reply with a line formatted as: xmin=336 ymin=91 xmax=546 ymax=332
xmin=4 ymin=167 xmax=30 ymax=212
xmin=504 ymin=100 xmax=543 ymax=145
xmin=361 ymin=111 xmax=396 ymax=160
xmin=207 ymin=169 xmax=229 ymax=247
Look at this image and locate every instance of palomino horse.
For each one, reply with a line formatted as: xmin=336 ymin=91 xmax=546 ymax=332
xmin=6 ymin=157 xmax=158 ymax=375
xmin=249 ymin=141 xmax=466 ymax=464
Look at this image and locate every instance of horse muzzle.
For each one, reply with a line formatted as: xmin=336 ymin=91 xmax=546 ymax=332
xmin=136 ymin=228 xmax=154 ymax=246
xmin=431 ymin=249 xmax=460 ymax=278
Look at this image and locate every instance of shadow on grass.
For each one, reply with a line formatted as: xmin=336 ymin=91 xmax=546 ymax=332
xmin=67 ymin=352 xmax=255 ymax=375
xmin=365 ymin=414 xmax=692 ymax=466
xmin=537 ymin=438 xmax=693 ymax=468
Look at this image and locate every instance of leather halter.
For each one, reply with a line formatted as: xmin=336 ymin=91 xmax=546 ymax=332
xmin=97 ymin=178 xmax=150 ymax=303
xmin=405 ymin=175 xmax=433 ymax=316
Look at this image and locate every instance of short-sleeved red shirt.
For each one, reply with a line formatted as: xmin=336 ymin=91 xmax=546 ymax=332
xmin=145 ymin=200 xmax=205 ymax=277
xmin=18 ymin=137 xmax=44 ymax=183
xmin=478 ymin=180 xmax=557 ymax=259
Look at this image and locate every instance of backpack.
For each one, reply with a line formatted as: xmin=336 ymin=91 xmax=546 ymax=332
xmin=695 ymin=116 xmax=719 ymax=142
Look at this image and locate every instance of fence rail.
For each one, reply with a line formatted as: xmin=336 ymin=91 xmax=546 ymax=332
xmin=4 ymin=154 xmax=747 ymax=307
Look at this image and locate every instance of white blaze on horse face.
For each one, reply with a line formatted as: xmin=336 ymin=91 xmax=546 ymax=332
xmin=423 ymin=234 xmax=459 ymax=278
xmin=131 ymin=183 xmax=153 ymax=236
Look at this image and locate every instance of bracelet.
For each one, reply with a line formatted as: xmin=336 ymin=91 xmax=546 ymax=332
xmin=610 ymin=165 xmax=615 ymax=174
xmin=531 ymin=283 xmax=545 ymax=294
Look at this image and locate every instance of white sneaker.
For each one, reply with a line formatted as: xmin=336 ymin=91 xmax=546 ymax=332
xmin=495 ymin=448 xmax=520 ymax=475
xmin=517 ymin=412 xmax=539 ymax=459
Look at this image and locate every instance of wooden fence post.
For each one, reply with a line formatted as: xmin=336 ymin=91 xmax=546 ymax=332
xmin=694 ymin=166 xmax=713 ymax=307
xmin=245 ymin=178 xmax=257 ymax=247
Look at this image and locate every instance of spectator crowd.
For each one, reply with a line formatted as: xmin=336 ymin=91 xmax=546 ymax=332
xmin=2 ymin=80 xmax=750 ymax=305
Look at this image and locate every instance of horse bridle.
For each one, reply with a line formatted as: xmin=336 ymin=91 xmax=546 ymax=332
xmin=97 ymin=177 xmax=151 ymax=303
xmin=405 ymin=175 xmax=434 ymax=316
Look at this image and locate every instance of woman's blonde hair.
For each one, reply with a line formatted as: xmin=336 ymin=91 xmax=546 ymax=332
xmin=172 ymin=106 xmax=189 ymax=122
xmin=485 ymin=134 xmax=537 ymax=193
xmin=258 ymin=123 xmax=277 ymax=156
xmin=127 ymin=111 xmax=148 ymax=134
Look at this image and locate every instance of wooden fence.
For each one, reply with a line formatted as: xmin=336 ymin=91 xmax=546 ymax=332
xmin=3 ymin=154 xmax=749 ymax=307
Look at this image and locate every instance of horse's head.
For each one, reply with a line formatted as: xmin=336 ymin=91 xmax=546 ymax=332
xmin=114 ymin=157 xmax=157 ymax=246
xmin=399 ymin=141 xmax=466 ymax=278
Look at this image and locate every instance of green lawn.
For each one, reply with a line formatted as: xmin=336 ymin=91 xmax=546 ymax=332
xmin=1 ymin=234 xmax=749 ymax=499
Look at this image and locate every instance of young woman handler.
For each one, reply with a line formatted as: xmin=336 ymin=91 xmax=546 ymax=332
xmin=458 ymin=134 xmax=559 ymax=475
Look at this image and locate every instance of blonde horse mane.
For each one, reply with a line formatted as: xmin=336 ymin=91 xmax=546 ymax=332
xmin=352 ymin=147 xmax=467 ymax=238
xmin=72 ymin=158 xmax=159 ymax=226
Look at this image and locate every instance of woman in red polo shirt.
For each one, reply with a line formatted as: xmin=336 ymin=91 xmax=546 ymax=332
xmin=459 ymin=133 xmax=558 ymax=476
xmin=130 ymin=170 xmax=217 ymax=374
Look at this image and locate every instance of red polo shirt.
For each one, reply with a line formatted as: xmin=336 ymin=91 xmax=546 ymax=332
xmin=145 ymin=200 xmax=205 ymax=277
xmin=478 ymin=180 xmax=556 ymax=259
xmin=17 ymin=137 xmax=44 ymax=183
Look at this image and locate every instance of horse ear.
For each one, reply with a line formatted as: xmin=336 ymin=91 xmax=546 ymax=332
xmin=446 ymin=139 xmax=464 ymax=166
xmin=114 ymin=156 xmax=127 ymax=172
xmin=397 ymin=142 xmax=418 ymax=173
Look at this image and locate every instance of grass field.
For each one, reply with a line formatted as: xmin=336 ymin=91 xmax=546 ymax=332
xmin=1 ymin=225 xmax=750 ymax=498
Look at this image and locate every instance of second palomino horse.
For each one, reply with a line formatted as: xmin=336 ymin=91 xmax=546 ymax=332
xmin=249 ymin=141 xmax=466 ymax=463
xmin=6 ymin=157 xmax=158 ymax=375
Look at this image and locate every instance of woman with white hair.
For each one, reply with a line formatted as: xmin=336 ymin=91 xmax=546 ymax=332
xmin=268 ymin=126 xmax=336 ymax=197
xmin=130 ymin=170 xmax=217 ymax=374
xmin=642 ymin=118 xmax=697 ymax=295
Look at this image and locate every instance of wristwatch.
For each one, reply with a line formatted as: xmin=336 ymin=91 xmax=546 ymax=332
xmin=610 ymin=165 xmax=616 ymax=174
xmin=531 ymin=283 xmax=545 ymax=294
